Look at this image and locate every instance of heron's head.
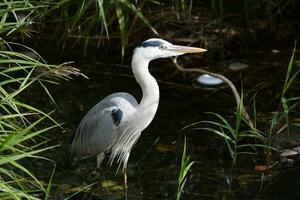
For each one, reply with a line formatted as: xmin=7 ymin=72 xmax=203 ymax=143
xmin=134 ymin=38 xmax=207 ymax=61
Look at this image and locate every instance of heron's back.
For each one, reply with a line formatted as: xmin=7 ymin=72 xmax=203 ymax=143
xmin=70 ymin=92 xmax=138 ymax=159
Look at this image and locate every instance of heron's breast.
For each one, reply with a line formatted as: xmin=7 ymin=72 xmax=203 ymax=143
xmin=134 ymin=101 xmax=159 ymax=131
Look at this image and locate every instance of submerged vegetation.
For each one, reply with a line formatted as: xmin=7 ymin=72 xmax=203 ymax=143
xmin=1 ymin=0 xmax=300 ymax=199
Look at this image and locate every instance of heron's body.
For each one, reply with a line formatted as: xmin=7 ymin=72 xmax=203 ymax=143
xmin=71 ymin=92 xmax=138 ymax=162
xmin=69 ymin=38 xmax=206 ymax=187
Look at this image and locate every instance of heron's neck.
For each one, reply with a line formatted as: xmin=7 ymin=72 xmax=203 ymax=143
xmin=132 ymin=51 xmax=159 ymax=119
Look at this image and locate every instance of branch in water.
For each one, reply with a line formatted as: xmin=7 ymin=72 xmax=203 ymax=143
xmin=171 ymin=57 xmax=254 ymax=128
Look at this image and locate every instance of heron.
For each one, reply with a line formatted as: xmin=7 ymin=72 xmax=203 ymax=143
xmin=69 ymin=38 xmax=206 ymax=188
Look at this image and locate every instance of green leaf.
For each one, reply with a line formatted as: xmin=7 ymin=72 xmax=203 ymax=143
xmin=282 ymin=43 xmax=296 ymax=96
xmin=115 ymin=2 xmax=126 ymax=61
xmin=198 ymin=127 xmax=235 ymax=144
xmin=96 ymin=0 xmax=109 ymax=37
xmin=119 ymin=0 xmax=158 ymax=35
xmin=44 ymin=163 xmax=56 ymax=200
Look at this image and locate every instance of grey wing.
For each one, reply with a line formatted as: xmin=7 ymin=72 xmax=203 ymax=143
xmin=70 ymin=92 xmax=138 ymax=159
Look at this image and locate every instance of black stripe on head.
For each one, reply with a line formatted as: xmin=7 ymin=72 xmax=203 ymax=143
xmin=138 ymin=40 xmax=164 ymax=48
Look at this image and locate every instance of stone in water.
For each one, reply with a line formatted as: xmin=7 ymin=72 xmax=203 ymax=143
xmin=228 ymin=62 xmax=249 ymax=71
xmin=196 ymin=74 xmax=224 ymax=85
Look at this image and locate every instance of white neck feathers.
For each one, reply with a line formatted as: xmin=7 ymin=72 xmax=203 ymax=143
xmin=131 ymin=50 xmax=160 ymax=130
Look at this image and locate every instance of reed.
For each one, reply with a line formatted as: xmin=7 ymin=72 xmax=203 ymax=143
xmin=50 ymin=0 xmax=157 ymax=58
xmin=0 ymin=40 xmax=84 ymax=199
xmin=176 ymin=137 xmax=195 ymax=200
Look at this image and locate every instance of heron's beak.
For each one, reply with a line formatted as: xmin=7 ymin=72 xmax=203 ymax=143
xmin=168 ymin=45 xmax=207 ymax=53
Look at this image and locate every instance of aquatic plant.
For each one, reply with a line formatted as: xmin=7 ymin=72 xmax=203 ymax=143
xmin=268 ymin=45 xmax=300 ymax=141
xmin=279 ymin=45 xmax=299 ymax=133
xmin=176 ymin=137 xmax=195 ymax=200
xmin=198 ymin=94 xmax=270 ymax=173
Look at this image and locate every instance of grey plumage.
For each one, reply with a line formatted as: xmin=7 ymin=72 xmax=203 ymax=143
xmin=70 ymin=92 xmax=138 ymax=170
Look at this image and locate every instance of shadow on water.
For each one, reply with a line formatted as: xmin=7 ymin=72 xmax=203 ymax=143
xmin=24 ymin=39 xmax=300 ymax=200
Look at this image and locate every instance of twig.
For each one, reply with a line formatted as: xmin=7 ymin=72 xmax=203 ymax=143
xmin=171 ymin=57 xmax=254 ymax=128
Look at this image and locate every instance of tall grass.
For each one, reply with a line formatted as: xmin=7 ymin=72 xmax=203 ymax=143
xmin=1 ymin=0 xmax=158 ymax=58
xmin=1 ymin=2 xmax=86 ymax=198
xmin=0 ymin=1 xmax=50 ymax=38
xmin=50 ymin=0 xmax=157 ymax=58
xmin=0 ymin=40 xmax=83 ymax=199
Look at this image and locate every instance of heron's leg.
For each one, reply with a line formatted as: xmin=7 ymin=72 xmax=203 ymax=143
xmin=123 ymin=168 xmax=128 ymax=190
xmin=92 ymin=153 xmax=105 ymax=175
xmin=96 ymin=153 xmax=105 ymax=169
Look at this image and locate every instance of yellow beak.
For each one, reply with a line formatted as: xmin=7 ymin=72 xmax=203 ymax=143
xmin=168 ymin=45 xmax=207 ymax=53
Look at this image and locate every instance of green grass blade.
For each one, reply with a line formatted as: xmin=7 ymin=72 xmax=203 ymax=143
xmin=44 ymin=163 xmax=56 ymax=200
xmin=115 ymin=2 xmax=126 ymax=61
xmin=119 ymin=0 xmax=158 ymax=35
xmin=198 ymin=127 xmax=235 ymax=144
xmin=96 ymin=0 xmax=109 ymax=37
xmin=282 ymin=44 xmax=296 ymax=96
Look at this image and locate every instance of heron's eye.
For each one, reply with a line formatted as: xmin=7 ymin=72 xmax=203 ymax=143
xmin=158 ymin=45 xmax=167 ymax=50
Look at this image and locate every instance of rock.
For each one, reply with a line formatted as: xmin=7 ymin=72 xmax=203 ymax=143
xmin=228 ymin=62 xmax=249 ymax=71
xmin=196 ymin=74 xmax=224 ymax=85
xmin=292 ymin=146 xmax=300 ymax=153
xmin=272 ymin=49 xmax=280 ymax=54
xmin=280 ymin=149 xmax=298 ymax=157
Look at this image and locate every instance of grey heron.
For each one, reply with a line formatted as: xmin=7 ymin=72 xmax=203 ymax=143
xmin=69 ymin=38 xmax=206 ymax=188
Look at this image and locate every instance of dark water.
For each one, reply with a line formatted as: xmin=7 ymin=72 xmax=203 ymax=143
xmin=25 ymin=40 xmax=300 ymax=200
